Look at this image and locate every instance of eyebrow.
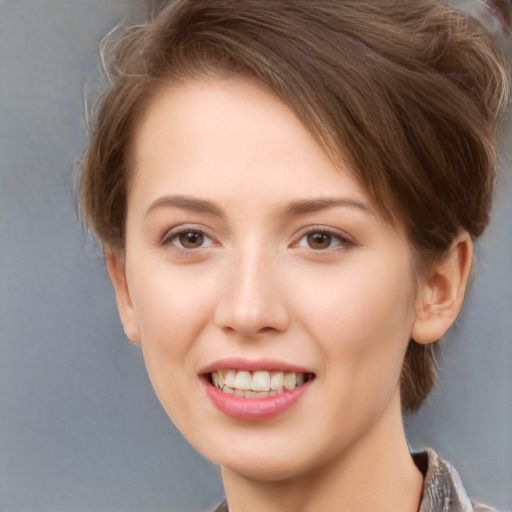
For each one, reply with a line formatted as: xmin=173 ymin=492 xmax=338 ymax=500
xmin=283 ymin=197 xmax=373 ymax=216
xmin=146 ymin=195 xmax=224 ymax=217
xmin=146 ymin=194 xmax=373 ymax=218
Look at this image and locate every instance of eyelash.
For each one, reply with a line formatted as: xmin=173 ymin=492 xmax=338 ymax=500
xmin=160 ymin=225 xmax=355 ymax=255
xmin=160 ymin=225 xmax=216 ymax=252
xmin=294 ymin=227 xmax=355 ymax=252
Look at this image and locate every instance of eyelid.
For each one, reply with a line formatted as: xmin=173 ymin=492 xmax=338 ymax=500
xmin=160 ymin=224 xmax=217 ymax=249
xmin=292 ymin=225 xmax=356 ymax=250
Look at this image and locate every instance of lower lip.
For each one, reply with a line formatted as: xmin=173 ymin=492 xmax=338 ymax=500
xmin=203 ymin=378 xmax=314 ymax=422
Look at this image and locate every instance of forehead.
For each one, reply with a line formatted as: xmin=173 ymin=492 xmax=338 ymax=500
xmin=131 ymin=76 xmax=371 ymax=211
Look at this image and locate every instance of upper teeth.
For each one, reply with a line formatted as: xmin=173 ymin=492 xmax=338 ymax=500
xmin=211 ymin=369 xmax=308 ymax=395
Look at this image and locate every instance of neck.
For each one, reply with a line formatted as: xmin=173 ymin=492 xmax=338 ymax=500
xmin=220 ymin=396 xmax=423 ymax=512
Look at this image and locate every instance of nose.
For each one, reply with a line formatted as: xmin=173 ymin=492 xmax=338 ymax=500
xmin=213 ymin=247 xmax=290 ymax=337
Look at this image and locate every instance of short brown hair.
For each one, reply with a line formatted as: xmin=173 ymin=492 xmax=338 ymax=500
xmin=80 ymin=0 xmax=510 ymax=412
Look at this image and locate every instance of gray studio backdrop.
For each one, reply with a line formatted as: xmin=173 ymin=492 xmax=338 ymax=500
xmin=1 ymin=1 xmax=510 ymax=511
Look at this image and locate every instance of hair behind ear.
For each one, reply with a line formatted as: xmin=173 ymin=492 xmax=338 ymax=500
xmin=400 ymin=341 xmax=437 ymax=413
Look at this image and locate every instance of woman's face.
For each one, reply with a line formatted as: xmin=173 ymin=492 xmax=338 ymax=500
xmin=114 ymin=76 xmax=422 ymax=481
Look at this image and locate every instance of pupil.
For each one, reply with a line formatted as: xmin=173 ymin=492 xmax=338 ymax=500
xmin=179 ymin=232 xmax=203 ymax=248
xmin=308 ymin=232 xmax=330 ymax=249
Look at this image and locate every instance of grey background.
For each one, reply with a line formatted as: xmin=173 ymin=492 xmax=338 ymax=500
xmin=0 ymin=1 xmax=510 ymax=511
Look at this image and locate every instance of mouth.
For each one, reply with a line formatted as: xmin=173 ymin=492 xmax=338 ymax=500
xmin=206 ymin=369 xmax=315 ymax=398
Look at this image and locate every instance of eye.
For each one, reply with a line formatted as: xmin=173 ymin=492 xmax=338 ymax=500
xmin=161 ymin=227 xmax=215 ymax=250
xmin=177 ymin=231 xmax=207 ymax=249
xmin=296 ymin=229 xmax=352 ymax=251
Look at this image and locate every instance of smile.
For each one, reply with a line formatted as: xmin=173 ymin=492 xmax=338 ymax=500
xmin=209 ymin=370 xmax=315 ymax=398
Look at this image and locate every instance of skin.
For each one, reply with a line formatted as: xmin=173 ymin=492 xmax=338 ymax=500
xmin=107 ymin=76 xmax=473 ymax=512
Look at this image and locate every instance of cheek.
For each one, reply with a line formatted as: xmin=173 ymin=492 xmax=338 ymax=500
xmin=127 ymin=262 xmax=218 ymax=406
xmin=292 ymin=254 xmax=416 ymax=403
xmin=300 ymin=262 xmax=414 ymax=348
xmin=296 ymin=263 xmax=415 ymax=434
xmin=130 ymin=260 xmax=216 ymax=344
xmin=127 ymin=265 xmax=217 ymax=453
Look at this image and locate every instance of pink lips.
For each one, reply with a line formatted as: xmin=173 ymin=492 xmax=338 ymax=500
xmin=204 ymin=377 xmax=313 ymax=421
xmin=200 ymin=357 xmax=312 ymax=375
xmin=201 ymin=357 xmax=315 ymax=422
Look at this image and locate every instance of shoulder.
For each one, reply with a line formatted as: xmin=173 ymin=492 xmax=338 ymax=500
xmin=414 ymin=448 xmax=503 ymax=512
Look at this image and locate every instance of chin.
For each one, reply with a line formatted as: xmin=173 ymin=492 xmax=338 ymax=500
xmin=199 ymin=433 xmax=328 ymax=482
xmin=222 ymin=456 xmax=310 ymax=482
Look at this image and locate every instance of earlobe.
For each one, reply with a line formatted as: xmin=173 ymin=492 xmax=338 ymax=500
xmin=411 ymin=232 xmax=473 ymax=345
xmin=105 ymin=251 xmax=141 ymax=343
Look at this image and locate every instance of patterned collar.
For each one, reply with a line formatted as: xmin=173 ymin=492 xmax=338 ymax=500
xmin=414 ymin=448 xmax=496 ymax=512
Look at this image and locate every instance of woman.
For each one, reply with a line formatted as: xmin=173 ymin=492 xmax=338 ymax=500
xmin=80 ymin=0 xmax=510 ymax=510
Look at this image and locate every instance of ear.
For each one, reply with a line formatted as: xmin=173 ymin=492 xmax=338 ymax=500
xmin=105 ymin=251 xmax=141 ymax=343
xmin=411 ymin=231 xmax=473 ymax=344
